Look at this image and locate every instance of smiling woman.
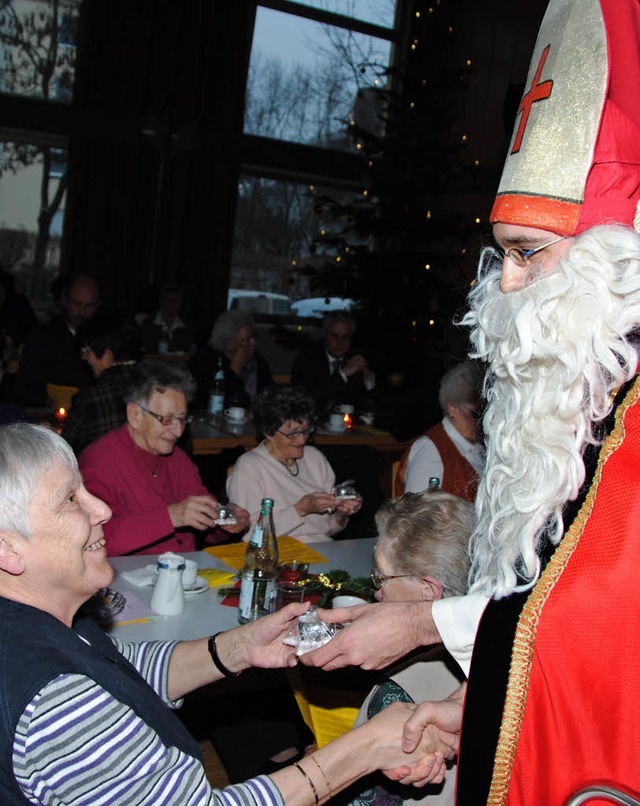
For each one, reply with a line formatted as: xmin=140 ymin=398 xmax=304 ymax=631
xmin=227 ymin=384 xmax=363 ymax=542
xmin=79 ymin=360 xmax=250 ymax=556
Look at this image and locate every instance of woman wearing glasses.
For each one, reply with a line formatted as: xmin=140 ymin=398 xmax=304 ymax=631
xmin=348 ymin=489 xmax=472 ymax=806
xmin=227 ymin=384 xmax=362 ymax=543
xmin=79 ymin=359 xmax=249 ymax=555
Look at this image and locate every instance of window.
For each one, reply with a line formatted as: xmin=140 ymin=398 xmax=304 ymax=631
xmin=0 ymin=0 xmax=80 ymax=102
xmin=244 ymin=2 xmax=396 ymax=147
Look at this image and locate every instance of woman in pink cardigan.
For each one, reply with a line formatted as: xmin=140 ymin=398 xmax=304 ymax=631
xmin=80 ymin=360 xmax=249 ymax=555
xmin=227 ymin=384 xmax=362 ymax=543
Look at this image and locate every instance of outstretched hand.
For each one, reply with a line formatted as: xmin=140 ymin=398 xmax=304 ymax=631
xmin=233 ymin=601 xmax=312 ymax=669
xmin=301 ymin=600 xmax=441 ymax=671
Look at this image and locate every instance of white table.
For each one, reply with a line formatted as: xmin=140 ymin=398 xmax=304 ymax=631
xmin=108 ymin=538 xmax=376 ymax=643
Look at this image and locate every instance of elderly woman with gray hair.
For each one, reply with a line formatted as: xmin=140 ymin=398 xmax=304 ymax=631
xmin=189 ymin=310 xmax=273 ymax=409
xmin=394 ymin=360 xmax=485 ymax=501
xmin=79 ymin=359 xmax=249 ymax=555
xmin=346 ymin=489 xmax=473 ymax=806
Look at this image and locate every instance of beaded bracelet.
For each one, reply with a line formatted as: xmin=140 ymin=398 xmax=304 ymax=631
xmin=207 ymin=632 xmax=241 ymax=678
xmin=293 ymin=761 xmax=319 ymax=805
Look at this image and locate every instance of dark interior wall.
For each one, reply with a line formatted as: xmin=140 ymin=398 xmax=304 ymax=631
xmin=63 ymin=0 xmax=256 ymax=324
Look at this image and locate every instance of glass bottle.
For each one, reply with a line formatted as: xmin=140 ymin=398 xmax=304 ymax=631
xmin=208 ymin=356 xmax=226 ymax=421
xmin=428 ymin=477 xmax=440 ymax=490
xmin=238 ymin=498 xmax=279 ymax=624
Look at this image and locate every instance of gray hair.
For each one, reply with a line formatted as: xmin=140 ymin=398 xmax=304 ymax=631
xmin=375 ymin=490 xmax=473 ymax=598
xmin=0 ymin=423 xmax=79 ymax=539
xmin=322 ymin=311 xmax=356 ymax=334
xmin=209 ymin=310 xmax=254 ymax=351
xmin=438 ymin=360 xmax=481 ymax=411
xmin=123 ymin=359 xmax=196 ymax=406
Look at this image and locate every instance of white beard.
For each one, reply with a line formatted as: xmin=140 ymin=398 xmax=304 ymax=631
xmin=464 ymin=225 xmax=640 ymax=598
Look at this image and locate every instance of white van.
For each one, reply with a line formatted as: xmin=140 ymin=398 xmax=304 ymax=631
xmin=227 ymin=289 xmax=292 ymax=315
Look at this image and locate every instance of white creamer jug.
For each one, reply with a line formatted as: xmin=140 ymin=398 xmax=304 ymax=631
xmin=150 ymin=552 xmax=185 ymax=615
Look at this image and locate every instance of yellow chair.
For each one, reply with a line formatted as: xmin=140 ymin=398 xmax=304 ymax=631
xmin=287 ymin=667 xmax=362 ymax=749
xmin=46 ymin=384 xmax=79 ymax=411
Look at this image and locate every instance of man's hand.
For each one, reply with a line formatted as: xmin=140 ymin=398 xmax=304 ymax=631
xmin=301 ymin=600 xmax=441 ymax=671
xmin=343 ymin=354 xmax=370 ymax=378
xmin=385 ymin=684 xmax=466 ymax=787
xmin=220 ymin=502 xmax=250 ymax=534
xmin=168 ymin=494 xmax=220 ymax=530
xmin=352 ymin=701 xmax=457 ymax=785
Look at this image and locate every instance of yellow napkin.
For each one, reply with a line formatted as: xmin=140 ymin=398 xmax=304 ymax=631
xmin=198 ymin=568 xmax=237 ymax=588
xmin=204 ymin=536 xmax=328 ymax=570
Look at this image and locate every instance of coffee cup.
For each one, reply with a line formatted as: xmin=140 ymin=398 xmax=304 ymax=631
xmin=224 ymin=406 xmax=246 ymax=423
xmin=337 ymin=404 xmax=355 ymax=415
xmin=182 ymin=558 xmax=199 ymax=589
xmin=332 ymin=595 xmax=367 ymax=608
xmin=329 ymin=412 xmax=346 ymax=430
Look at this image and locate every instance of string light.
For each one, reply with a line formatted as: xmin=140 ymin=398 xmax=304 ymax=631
xmin=461 ymin=134 xmax=468 ymax=142
xmin=425 ymin=263 xmax=431 ymax=270
xmin=429 ymin=319 xmax=435 ymax=326
xmin=291 ymin=259 xmax=297 ymax=266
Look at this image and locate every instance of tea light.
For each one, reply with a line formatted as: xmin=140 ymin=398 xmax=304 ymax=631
xmin=54 ymin=406 xmax=68 ymax=423
xmin=343 ymin=413 xmax=353 ymax=428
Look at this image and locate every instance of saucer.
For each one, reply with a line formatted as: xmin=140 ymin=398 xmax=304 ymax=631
xmin=325 ymin=423 xmax=348 ymax=433
xmin=183 ymin=576 xmax=209 ymax=596
xmin=225 ymin=417 xmax=247 ymax=425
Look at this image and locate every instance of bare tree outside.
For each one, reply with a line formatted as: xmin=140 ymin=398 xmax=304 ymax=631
xmin=235 ymin=1 xmax=396 ymax=298
xmin=0 ymin=0 xmax=79 ymax=297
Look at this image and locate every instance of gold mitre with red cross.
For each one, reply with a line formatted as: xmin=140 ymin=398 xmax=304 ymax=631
xmin=491 ymin=0 xmax=640 ymax=237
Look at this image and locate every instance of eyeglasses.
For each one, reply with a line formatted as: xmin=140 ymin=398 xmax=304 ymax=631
xmin=497 ymin=236 xmax=566 ymax=268
xmin=277 ymin=425 xmax=314 ymax=440
xmin=370 ymin=567 xmax=418 ymax=590
xmin=137 ymin=404 xmax=193 ymax=427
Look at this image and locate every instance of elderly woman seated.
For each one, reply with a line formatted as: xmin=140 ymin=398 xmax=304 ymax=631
xmin=0 ymin=423 xmax=444 ymax=804
xmin=349 ymin=489 xmax=473 ymax=806
xmin=79 ymin=359 xmax=249 ymax=555
xmin=394 ymin=360 xmax=485 ymax=501
xmin=227 ymin=384 xmax=362 ymax=543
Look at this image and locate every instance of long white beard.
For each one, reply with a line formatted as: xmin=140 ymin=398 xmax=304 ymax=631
xmin=464 ymin=225 xmax=640 ymax=598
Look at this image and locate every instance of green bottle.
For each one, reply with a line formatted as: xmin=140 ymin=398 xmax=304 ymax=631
xmin=238 ymin=498 xmax=279 ymax=623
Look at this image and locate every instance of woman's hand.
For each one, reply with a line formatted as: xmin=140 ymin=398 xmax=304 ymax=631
xmin=168 ymin=494 xmax=220 ymax=530
xmin=294 ymin=491 xmax=338 ymax=517
xmin=220 ymin=502 xmax=250 ymax=534
xmin=334 ymin=494 xmax=362 ymax=517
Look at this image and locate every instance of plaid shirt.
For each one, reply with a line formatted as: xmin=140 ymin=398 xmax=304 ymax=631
xmin=62 ymin=363 xmax=133 ymax=455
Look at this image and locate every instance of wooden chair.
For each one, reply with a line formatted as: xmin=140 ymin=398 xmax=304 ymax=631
xmin=46 ymin=383 xmax=79 ymax=411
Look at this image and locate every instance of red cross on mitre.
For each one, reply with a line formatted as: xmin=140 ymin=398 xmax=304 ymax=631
xmin=511 ymin=44 xmax=554 ymax=154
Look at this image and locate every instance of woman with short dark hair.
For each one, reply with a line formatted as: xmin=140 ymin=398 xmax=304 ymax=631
xmin=227 ymin=384 xmax=362 ymax=543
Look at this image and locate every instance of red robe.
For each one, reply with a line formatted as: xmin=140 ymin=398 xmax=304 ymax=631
xmin=481 ymin=377 xmax=640 ymax=805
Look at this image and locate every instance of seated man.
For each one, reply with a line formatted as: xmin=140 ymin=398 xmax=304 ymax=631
xmin=139 ymin=282 xmax=195 ymax=354
xmin=16 ymin=274 xmax=99 ymax=406
xmin=62 ymin=316 xmax=142 ymax=454
xmin=189 ymin=310 xmax=273 ymax=409
xmin=0 ymin=423 xmax=435 ymax=804
xmin=291 ymin=311 xmax=375 ymax=417
xmin=79 ymin=359 xmax=250 ymax=555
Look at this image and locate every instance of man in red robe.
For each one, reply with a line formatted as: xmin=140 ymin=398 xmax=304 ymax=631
xmin=304 ymin=1 xmax=640 ymax=803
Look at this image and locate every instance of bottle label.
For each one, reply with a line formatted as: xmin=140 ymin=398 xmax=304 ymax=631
xmin=209 ymin=393 xmax=224 ymax=415
xmin=239 ymin=574 xmax=255 ymax=619
xmin=249 ymin=524 xmax=263 ymax=547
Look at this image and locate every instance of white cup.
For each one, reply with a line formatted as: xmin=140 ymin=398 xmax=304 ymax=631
xmin=329 ymin=412 xmax=346 ymax=430
xmin=332 ymin=595 xmax=367 ymax=608
xmin=337 ymin=404 xmax=354 ymax=415
xmin=182 ymin=558 xmax=199 ymax=589
xmin=224 ymin=406 xmax=246 ymax=423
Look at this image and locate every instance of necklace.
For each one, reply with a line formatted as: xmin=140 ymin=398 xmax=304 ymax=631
xmin=264 ymin=440 xmax=300 ymax=476
xmin=284 ymin=459 xmax=299 ymax=477
xmin=151 ymin=455 xmax=161 ymax=479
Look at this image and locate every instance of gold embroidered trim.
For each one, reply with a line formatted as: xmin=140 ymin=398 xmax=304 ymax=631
xmin=486 ymin=376 xmax=640 ymax=806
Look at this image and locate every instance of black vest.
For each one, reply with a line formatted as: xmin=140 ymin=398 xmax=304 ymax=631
xmin=0 ymin=596 xmax=201 ymax=804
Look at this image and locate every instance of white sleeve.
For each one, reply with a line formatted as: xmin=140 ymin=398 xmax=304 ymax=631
xmin=404 ymin=437 xmax=444 ymax=493
xmin=431 ymin=593 xmax=489 ymax=677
